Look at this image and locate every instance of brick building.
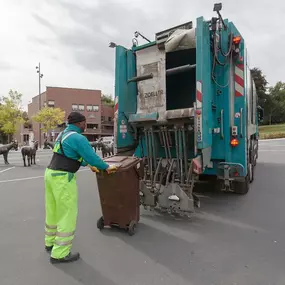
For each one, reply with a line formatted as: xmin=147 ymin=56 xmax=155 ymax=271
xmin=24 ymin=87 xmax=114 ymax=145
xmin=101 ymin=105 xmax=115 ymax=136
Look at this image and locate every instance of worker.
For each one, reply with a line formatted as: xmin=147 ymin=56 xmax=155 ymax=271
xmin=44 ymin=111 xmax=117 ymax=264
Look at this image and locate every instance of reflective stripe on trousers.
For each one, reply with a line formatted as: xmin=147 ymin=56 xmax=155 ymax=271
xmin=45 ymin=224 xmax=57 ymax=242
xmin=45 ymin=229 xmax=75 ymax=238
xmin=44 ymin=168 xmax=78 ymax=259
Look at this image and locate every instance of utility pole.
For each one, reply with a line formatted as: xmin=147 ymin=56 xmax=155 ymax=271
xmin=36 ymin=63 xmax=43 ymax=148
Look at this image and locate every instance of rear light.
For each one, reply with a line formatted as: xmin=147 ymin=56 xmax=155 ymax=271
xmin=230 ymin=138 xmax=239 ymax=147
xmin=233 ymin=36 xmax=241 ymax=45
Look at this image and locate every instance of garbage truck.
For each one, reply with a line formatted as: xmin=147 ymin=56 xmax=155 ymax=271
xmin=111 ymin=3 xmax=263 ymax=215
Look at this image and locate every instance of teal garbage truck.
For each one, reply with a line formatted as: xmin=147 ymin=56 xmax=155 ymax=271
xmin=111 ymin=4 xmax=263 ymax=215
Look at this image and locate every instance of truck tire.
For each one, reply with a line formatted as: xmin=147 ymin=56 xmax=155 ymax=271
xmin=232 ymin=174 xmax=249 ymax=195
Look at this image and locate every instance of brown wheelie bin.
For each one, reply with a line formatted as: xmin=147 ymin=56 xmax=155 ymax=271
xmin=96 ymin=156 xmax=141 ymax=236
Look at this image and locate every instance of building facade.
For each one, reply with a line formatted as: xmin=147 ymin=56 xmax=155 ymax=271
xmin=101 ymin=105 xmax=114 ymax=136
xmin=25 ymin=87 xmax=114 ymax=145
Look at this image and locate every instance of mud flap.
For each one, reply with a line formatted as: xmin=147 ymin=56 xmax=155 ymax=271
xmin=217 ymin=162 xmax=245 ymax=191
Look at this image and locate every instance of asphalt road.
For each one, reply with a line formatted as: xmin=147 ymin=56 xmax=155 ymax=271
xmin=0 ymin=141 xmax=284 ymax=285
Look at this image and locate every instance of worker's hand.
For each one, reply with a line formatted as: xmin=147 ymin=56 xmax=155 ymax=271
xmin=106 ymin=164 xmax=117 ymax=174
xmin=89 ymin=166 xmax=100 ymax=173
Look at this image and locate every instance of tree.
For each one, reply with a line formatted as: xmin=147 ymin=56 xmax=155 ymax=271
xmin=0 ymin=90 xmax=24 ymax=142
xmin=22 ymin=111 xmax=32 ymax=129
xmin=251 ymin=68 xmax=268 ymax=110
xmin=267 ymin=82 xmax=285 ymax=124
xmin=33 ymin=107 xmax=65 ymax=134
xmin=102 ymin=94 xmax=114 ymax=107
xmin=251 ymin=68 xmax=268 ymax=93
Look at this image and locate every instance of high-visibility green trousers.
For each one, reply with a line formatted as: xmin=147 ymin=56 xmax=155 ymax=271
xmin=44 ymin=168 xmax=78 ymax=259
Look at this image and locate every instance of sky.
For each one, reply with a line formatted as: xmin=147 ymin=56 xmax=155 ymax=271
xmin=0 ymin=0 xmax=284 ymax=108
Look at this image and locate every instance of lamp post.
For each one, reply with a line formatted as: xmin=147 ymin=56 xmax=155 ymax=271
xmin=36 ymin=63 xmax=43 ymax=148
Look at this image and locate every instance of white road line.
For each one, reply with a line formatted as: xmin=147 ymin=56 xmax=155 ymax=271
xmin=0 ymin=168 xmax=90 ymax=184
xmin=0 ymin=167 xmax=15 ymax=174
xmin=0 ymin=175 xmax=44 ymax=183
xmin=259 ymin=150 xmax=285 ymax=152
xmin=7 ymin=154 xmax=52 ymax=160
xmin=259 ymin=145 xmax=285 ymax=147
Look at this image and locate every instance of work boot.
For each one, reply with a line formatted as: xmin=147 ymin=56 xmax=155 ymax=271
xmin=50 ymin=252 xmax=80 ymax=264
xmin=45 ymin=246 xmax=53 ymax=253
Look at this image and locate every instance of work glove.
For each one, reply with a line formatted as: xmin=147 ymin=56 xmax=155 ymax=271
xmin=89 ymin=165 xmax=100 ymax=173
xmin=106 ymin=164 xmax=117 ymax=174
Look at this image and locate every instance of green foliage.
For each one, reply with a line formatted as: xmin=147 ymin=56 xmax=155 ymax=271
xmin=0 ymin=90 xmax=24 ymax=137
xmin=33 ymin=107 xmax=65 ymax=133
xmin=263 ymin=82 xmax=285 ymax=125
xmin=251 ymin=68 xmax=285 ymax=125
xmin=102 ymin=94 xmax=114 ymax=107
xmin=22 ymin=111 xmax=32 ymax=129
xmin=251 ymin=68 xmax=268 ymax=111
xmin=259 ymin=123 xmax=285 ymax=139
xmin=251 ymin=68 xmax=268 ymax=93
xmin=260 ymin=132 xmax=285 ymax=140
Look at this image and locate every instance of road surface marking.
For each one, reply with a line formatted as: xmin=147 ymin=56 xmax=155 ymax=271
xmin=0 ymin=167 xmax=15 ymax=174
xmin=259 ymin=145 xmax=285 ymax=147
xmin=7 ymin=154 xmax=52 ymax=160
xmin=0 ymin=168 xmax=89 ymax=184
xmin=0 ymin=175 xmax=45 ymax=183
xmin=197 ymin=212 xmax=266 ymax=232
xmin=259 ymin=149 xmax=285 ymax=152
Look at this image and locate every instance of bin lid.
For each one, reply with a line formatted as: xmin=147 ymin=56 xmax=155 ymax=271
xmin=103 ymin=156 xmax=141 ymax=171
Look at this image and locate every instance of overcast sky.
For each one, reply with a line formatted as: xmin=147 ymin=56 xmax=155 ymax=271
xmin=0 ymin=0 xmax=284 ymax=108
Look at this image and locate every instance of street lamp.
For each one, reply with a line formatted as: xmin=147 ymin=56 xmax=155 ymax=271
xmin=36 ymin=63 xmax=43 ymax=148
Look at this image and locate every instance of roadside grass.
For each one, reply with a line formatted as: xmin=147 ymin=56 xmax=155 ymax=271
xmin=259 ymin=124 xmax=285 ymax=139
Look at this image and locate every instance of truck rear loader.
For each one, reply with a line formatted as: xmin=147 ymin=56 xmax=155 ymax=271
xmin=111 ymin=4 xmax=263 ymax=215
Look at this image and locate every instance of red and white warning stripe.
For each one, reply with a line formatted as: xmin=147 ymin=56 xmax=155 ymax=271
xmin=235 ymin=64 xmax=244 ymax=97
xmin=114 ymin=96 xmax=118 ymax=115
xmin=196 ymin=80 xmax=202 ymax=108
xmin=196 ymin=80 xmax=203 ymax=144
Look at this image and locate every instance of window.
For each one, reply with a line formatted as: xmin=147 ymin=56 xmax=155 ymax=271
xmin=101 ymin=116 xmax=105 ymax=122
xmin=72 ymin=104 xmax=78 ymax=111
xmin=23 ymin=134 xmax=29 ymax=142
xmin=48 ymin=100 xmax=55 ymax=107
xmin=78 ymin=104 xmax=85 ymax=111
xmin=87 ymin=105 xmax=93 ymax=111
xmin=87 ymin=124 xmax=98 ymax=129
xmin=88 ymin=113 xmax=95 ymax=118
xmin=93 ymin=105 xmax=99 ymax=112
xmin=108 ymin=116 xmax=112 ymax=122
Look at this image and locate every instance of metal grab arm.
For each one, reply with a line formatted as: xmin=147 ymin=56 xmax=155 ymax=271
xmin=128 ymin=73 xmax=153 ymax=83
xmin=166 ymin=64 xmax=196 ymax=76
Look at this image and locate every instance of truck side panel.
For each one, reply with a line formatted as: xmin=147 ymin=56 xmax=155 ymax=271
xmin=196 ymin=17 xmax=213 ymax=154
xmin=230 ymin=22 xmax=247 ymax=176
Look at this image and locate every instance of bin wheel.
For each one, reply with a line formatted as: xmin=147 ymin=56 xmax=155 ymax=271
xmin=97 ymin=216 xmax=105 ymax=230
xmin=128 ymin=220 xmax=137 ymax=236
